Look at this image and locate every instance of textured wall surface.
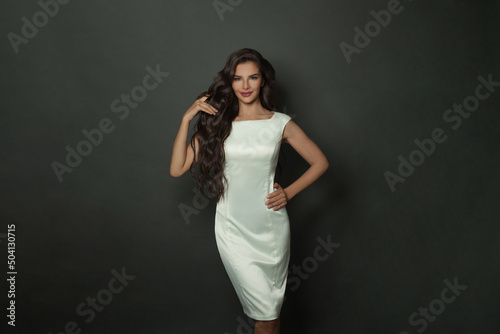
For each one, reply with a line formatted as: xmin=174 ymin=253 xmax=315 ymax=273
xmin=2 ymin=0 xmax=499 ymax=333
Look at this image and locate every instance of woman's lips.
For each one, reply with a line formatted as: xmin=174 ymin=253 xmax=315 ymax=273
xmin=240 ymin=92 xmax=252 ymax=97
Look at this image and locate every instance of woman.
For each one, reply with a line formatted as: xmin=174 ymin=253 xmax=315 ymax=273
xmin=170 ymin=48 xmax=329 ymax=334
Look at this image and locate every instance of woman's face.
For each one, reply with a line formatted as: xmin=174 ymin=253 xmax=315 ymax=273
xmin=231 ymin=61 xmax=264 ymax=104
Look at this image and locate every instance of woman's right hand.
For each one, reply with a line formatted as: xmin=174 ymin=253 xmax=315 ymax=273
xmin=183 ymin=95 xmax=219 ymax=122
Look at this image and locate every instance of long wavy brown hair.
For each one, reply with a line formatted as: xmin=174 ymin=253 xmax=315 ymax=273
xmin=188 ymin=48 xmax=284 ymax=203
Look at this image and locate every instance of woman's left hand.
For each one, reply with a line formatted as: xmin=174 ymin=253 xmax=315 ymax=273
xmin=265 ymin=183 xmax=288 ymax=211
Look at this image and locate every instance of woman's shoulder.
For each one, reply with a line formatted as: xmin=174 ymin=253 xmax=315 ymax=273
xmin=272 ymin=110 xmax=292 ymax=124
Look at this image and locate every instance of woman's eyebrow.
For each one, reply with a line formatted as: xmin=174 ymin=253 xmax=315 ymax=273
xmin=233 ymin=73 xmax=260 ymax=77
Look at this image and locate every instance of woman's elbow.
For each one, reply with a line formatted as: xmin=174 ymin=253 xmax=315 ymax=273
xmin=322 ymin=158 xmax=330 ymax=173
xmin=170 ymin=167 xmax=183 ymax=178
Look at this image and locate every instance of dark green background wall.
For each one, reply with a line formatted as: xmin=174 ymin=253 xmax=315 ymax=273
xmin=2 ymin=0 xmax=499 ymax=333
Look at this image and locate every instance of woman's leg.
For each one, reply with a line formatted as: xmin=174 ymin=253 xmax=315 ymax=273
xmin=254 ymin=316 xmax=280 ymax=334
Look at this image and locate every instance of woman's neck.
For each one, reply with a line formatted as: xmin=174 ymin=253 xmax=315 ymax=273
xmin=237 ymin=100 xmax=268 ymax=117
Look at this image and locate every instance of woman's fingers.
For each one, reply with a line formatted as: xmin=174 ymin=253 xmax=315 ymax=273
xmin=197 ymin=99 xmax=218 ymax=115
xmin=202 ymin=104 xmax=218 ymax=115
xmin=265 ymin=184 xmax=287 ymax=209
xmin=183 ymin=96 xmax=218 ymax=120
xmin=269 ymin=199 xmax=287 ymax=210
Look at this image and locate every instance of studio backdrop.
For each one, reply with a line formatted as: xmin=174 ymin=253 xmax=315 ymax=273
xmin=1 ymin=0 xmax=499 ymax=333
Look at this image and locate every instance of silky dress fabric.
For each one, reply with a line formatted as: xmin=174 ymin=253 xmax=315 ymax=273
xmin=215 ymin=111 xmax=292 ymax=320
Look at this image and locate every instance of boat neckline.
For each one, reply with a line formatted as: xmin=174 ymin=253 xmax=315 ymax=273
xmin=232 ymin=111 xmax=276 ymax=123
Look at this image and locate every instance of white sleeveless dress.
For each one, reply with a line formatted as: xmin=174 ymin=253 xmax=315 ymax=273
xmin=215 ymin=111 xmax=292 ymax=320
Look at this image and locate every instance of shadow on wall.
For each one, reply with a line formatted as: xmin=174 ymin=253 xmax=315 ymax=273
xmin=280 ymin=128 xmax=351 ymax=332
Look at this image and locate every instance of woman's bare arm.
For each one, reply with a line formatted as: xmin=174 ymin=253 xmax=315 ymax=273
xmin=281 ymin=120 xmax=329 ymax=201
xmin=169 ymin=96 xmax=218 ymax=177
xmin=170 ymin=117 xmax=198 ymax=177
